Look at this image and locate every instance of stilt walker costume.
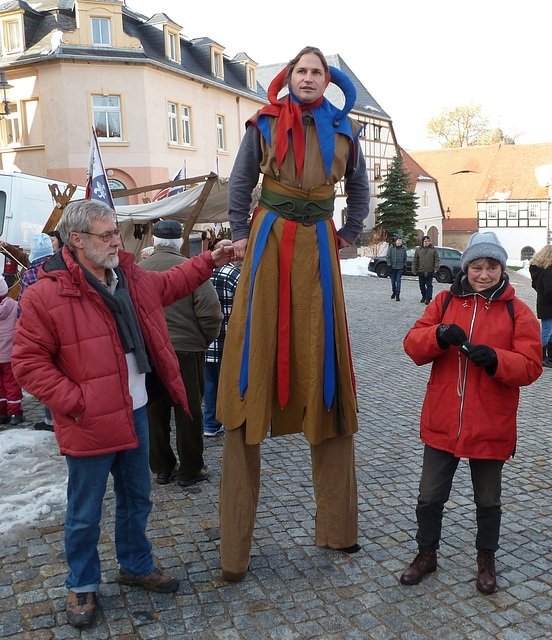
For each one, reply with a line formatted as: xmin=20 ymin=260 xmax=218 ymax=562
xmin=217 ymin=52 xmax=370 ymax=581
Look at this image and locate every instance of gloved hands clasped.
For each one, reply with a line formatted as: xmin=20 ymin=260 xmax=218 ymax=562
xmin=437 ymin=324 xmax=497 ymax=371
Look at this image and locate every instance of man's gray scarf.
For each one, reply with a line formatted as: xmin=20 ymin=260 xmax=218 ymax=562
xmin=81 ymin=265 xmax=151 ymax=374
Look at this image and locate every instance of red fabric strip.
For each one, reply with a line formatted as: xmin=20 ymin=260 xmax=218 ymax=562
xmin=277 ymin=220 xmax=297 ymax=407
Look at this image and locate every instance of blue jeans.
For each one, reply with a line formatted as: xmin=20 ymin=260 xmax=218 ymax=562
xmin=390 ymin=269 xmax=403 ymax=295
xmin=418 ymin=274 xmax=434 ymax=301
xmin=415 ymin=445 xmax=504 ymax=552
xmin=65 ymin=406 xmax=155 ymax=592
xmin=541 ymin=318 xmax=552 ymax=345
xmin=203 ymin=361 xmax=222 ymax=432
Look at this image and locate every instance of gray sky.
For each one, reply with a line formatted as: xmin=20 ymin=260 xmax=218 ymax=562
xmin=127 ymin=0 xmax=552 ymax=150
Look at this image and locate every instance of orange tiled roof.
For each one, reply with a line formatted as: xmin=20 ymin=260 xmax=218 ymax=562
xmin=409 ymin=143 xmax=552 ymax=229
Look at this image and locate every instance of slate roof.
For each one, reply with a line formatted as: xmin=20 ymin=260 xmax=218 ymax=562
xmin=0 ymin=0 xmax=266 ymax=101
xmin=255 ymin=54 xmax=391 ymax=121
xmin=409 ymin=144 xmax=552 ymax=229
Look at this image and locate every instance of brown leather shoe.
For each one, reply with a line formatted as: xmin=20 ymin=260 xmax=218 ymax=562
xmin=66 ymin=591 xmax=99 ymax=628
xmin=116 ymin=567 xmax=179 ymax=593
xmin=476 ymin=550 xmax=497 ymax=594
xmin=400 ymin=548 xmax=437 ymax=585
xmin=222 ymin=569 xmax=247 ymax=582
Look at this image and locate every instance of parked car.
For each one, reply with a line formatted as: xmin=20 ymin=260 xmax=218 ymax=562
xmin=368 ymin=246 xmax=463 ymax=283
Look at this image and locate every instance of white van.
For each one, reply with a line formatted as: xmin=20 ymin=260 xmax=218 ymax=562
xmin=0 ymin=171 xmax=85 ymax=275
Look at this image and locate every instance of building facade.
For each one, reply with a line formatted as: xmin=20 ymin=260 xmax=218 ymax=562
xmin=410 ymin=144 xmax=552 ymax=259
xmin=0 ymin=0 xmax=266 ymax=202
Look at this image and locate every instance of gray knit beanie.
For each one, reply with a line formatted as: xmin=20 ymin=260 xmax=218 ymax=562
xmin=461 ymin=231 xmax=507 ymax=272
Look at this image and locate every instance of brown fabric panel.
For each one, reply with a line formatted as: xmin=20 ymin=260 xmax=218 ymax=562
xmin=217 ymin=209 xmax=358 ymax=445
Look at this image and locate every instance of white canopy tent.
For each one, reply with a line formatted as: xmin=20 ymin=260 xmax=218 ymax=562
xmin=114 ymin=175 xmax=230 ymax=258
xmin=115 ymin=176 xmax=230 ymax=225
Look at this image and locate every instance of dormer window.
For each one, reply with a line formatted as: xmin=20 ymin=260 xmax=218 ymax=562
xmin=91 ymin=17 xmax=111 ymax=46
xmin=168 ymin=33 xmax=177 ymax=61
xmin=164 ymin=26 xmax=181 ymax=63
xmin=2 ymin=17 xmax=23 ymax=54
xmin=211 ymin=47 xmax=224 ymax=79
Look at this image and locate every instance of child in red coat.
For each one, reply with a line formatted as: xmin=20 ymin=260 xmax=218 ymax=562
xmin=0 ymin=277 xmax=23 ymax=425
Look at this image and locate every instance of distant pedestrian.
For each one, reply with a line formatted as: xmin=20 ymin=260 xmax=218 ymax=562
xmin=529 ymin=245 xmax=552 ymax=368
xmin=203 ymin=239 xmax=240 ymax=437
xmin=0 ymin=277 xmax=22 ymax=426
xmin=386 ymin=235 xmax=407 ymax=301
xmin=412 ymin=236 xmax=439 ymax=305
xmin=401 ymin=231 xmax=542 ymax=594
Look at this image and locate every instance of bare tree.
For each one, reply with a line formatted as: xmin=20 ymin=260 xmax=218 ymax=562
xmin=427 ymin=104 xmax=492 ymax=148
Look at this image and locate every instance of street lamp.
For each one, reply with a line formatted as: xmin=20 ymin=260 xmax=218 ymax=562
xmin=0 ymin=71 xmax=13 ymax=118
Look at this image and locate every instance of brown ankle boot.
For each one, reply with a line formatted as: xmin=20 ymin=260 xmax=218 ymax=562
xmin=400 ymin=548 xmax=437 ymax=585
xmin=476 ymin=550 xmax=496 ymax=593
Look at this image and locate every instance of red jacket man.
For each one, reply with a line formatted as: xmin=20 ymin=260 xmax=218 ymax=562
xmin=11 ymin=199 xmax=233 ymax=628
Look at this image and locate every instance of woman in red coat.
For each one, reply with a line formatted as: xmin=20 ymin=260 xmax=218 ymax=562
xmin=401 ymin=232 xmax=541 ymax=594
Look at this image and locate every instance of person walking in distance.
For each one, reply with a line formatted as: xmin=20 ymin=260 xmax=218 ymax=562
xmin=386 ymin=234 xmax=407 ymax=301
xmin=412 ymin=235 xmax=439 ymax=305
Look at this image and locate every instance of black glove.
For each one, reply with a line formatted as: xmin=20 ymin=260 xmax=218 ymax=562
xmin=436 ymin=324 xmax=468 ymax=349
xmin=466 ymin=344 xmax=497 ymax=369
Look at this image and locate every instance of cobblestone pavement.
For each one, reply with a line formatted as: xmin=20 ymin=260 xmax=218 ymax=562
xmin=1 ymin=270 xmax=551 ymax=640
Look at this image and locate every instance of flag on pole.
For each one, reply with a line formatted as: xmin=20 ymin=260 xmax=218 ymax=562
xmin=85 ymin=128 xmax=115 ymax=209
xmin=152 ymin=163 xmax=187 ymax=201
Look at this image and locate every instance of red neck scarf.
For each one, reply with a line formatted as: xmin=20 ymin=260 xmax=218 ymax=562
xmin=258 ymin=66 xmax=330 ymax=180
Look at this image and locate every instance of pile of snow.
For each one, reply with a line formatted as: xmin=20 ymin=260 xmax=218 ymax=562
xmin=0 ymin=428 xmax=67 ymax=535
xmin=340 ymin=256 xmax=375 ymax=276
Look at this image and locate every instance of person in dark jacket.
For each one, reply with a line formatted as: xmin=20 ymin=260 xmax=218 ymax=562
xmin=412 ymin=236 xmax=439 ymax=305
xmin=529 ymin=244 xmax=552 ymax=368
xmin=401 ymin=231 xmax=541 ymax=594
xmin=140 ymin=220 xmax=223 ymax=487
xmin=11 ymin=200 xmax=234 ymax=629
xmin=386 ymin=234 xmax=407 ymax=301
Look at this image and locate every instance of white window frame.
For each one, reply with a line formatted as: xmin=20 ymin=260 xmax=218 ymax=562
xmin=374 ymin=125 xmax=382 ymax=140
xmin=528 ymin=202 xmax=540 ymax=218
xmin=181 ymin=105 xmax=191 ymax=146
xmin=421 ymin=190 xmax=429 ymax=208
xmin=247 ymin=66 xmax=256 ymax=91
xmin=3 ymin=18 xmax=23 ymax=53
xmin=168 ymin=102 xmax=178 ymax=144
xmin=167 ymin=32 xmax=177 ymax=61
xmin=487 ymin=203 xmax=498 ymax=219
xmin=91 ymin=17 xmax=111 ymax=46
xmin=507 ymin=203 xmax=518 ymax=218
xmin=0 ymin=101 xmax=20 ymax=147
xmin=212 ymin=48 xmax=224 ymax=79
xmin=216 ymin=114 xmax=226 ymax=151
xmin=92 ymin=95 xmax=122 ymax=141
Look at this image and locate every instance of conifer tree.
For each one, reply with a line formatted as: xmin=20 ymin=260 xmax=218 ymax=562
xmin=375 ymin=154 xmax=418 ymax=243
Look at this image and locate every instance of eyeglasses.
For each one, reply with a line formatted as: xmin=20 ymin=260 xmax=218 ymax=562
xmin=79 ymin=228 xmax=122 ymax=242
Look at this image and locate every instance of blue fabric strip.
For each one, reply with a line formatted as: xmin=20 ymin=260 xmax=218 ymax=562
xmin=316 ymin=221 xmax=335 ymax=409
xmin=239 ymin=212 xmax=278 ymax=398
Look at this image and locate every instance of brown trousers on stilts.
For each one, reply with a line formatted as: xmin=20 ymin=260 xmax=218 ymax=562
xmin=219 ymin=425 xmax=358 ymax=575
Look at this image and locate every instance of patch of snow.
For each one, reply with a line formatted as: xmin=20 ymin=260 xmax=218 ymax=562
xmin=488 ymin=191 xmax=512 ymax=200
xmin=340 ymin=256 xmax=376 ymax=276
xmin=0 ymin=428 xmax=67 ymax=534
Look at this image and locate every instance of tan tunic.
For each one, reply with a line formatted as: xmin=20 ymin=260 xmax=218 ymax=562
xmin=217 ymin=112 xmax=362 ymax=445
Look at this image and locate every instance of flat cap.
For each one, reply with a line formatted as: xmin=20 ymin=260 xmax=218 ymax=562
xmin=152 ymin=220 xmax=182 ymax=239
